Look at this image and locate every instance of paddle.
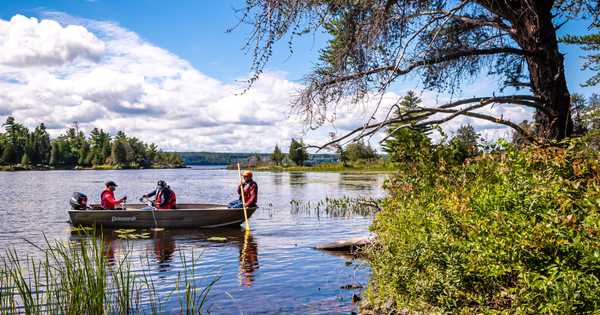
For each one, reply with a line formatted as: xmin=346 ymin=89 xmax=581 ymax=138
xmin=237 ymin=163 xmax=251 ymax=231
xmin=141 ymin=196 xmax=164 ymax=232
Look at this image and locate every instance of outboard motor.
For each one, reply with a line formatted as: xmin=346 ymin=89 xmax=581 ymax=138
xmin=70 ymin=192 xmax=88 ymax=210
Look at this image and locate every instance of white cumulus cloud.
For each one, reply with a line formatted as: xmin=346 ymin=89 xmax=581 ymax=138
xmin=0 ymin=15 xmax=105 ymax=66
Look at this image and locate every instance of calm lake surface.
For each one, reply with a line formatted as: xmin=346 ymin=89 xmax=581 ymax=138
xmin=0 ymin=167 xmax=387 ymax=314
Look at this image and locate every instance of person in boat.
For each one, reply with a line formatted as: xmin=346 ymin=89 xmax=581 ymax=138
xmin=229 ymin=171 xmax=258 ymax=208
xmin=141 ymin=180 xmax=177 ymax=210
xmin=100 ymin=181 xmax=127 ymax=210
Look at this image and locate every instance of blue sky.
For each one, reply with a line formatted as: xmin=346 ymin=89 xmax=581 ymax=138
xmin=0 ymin=0 xmax=327 ymax=82
xmin=0 ymin=1 xmax=597 ymax=152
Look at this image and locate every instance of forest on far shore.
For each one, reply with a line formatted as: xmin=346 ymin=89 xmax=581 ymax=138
xmin=0 ymin=117 xmax=184 ymax=170
xmin=178 ymin=151 xmax=337 ymax=166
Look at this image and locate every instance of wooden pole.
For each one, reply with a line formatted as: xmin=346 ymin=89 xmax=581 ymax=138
xmin=238 ymin=163 xmax=251 ymax=231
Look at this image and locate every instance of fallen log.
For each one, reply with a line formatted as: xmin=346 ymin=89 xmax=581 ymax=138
xmin=315 ymin=236 xmax=374 ymax=252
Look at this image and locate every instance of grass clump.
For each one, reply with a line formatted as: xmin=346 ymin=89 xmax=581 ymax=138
xmin=255 ymin=160 xmax=395 ymax=172
xmin=365 ymin=132 xmax=600 ymax=314
xmin=290 ymin=196 xmax=381 ymax=218
xmin=0 ymin=233 xmax=217 ymax=314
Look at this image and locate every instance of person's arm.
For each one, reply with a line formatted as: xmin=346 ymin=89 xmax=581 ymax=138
xmin=245 ymin=183 xmax=257 ymax=207
xmin=103 ymin=192 xmax=124 ymax=208
xmin=145 ymin=190 xmax=157 ymax=198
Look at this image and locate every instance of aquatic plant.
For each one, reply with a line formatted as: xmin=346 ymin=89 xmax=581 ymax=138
xmin=114 ymin=229 xmax=151 ymax=239
xmin=257 ymin=160 xmax=395 ymax=172
xmin=290 ymin=196 xmax=381 ymax=218
xmin=0 ymin=232 xmax=218 ymax=314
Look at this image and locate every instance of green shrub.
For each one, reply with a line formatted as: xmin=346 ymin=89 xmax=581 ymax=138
xmin=366 ymin=132 xmax=600 ymax=314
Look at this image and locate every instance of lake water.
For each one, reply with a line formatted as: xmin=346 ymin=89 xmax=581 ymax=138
xmin=0 ymin=167 xmax=387 ymax=314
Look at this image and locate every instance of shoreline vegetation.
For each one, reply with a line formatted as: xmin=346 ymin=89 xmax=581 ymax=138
xmin=224 ymin=138 xmax=392 ymax=172
xmin=0 ymin=164 xmax=189 ymax=172
xmin=0 ymin=117 xmax=185 ymax=172
xmin=0 ymin=164 xmax=188 ymax=172
xmin=362 ymin=130 xmax=600 ymax=314
xmin=246 ymin=161 xmax=395 ymax=173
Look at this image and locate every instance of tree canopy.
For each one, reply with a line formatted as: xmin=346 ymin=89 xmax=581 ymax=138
xmin=288 ymin=138 xmax=309 ymax=165
xmin=382 ymin=90 xmax=432 ymax=163
xmin=0 ymin=117 xmax=184 ymax=169
xmin=344 ymin=140 xmax=378 ymax=162
xmin=239 ymin=0 xmax=600 ymax=146
xmin=271 ymin=144 xmax=285 ymax=165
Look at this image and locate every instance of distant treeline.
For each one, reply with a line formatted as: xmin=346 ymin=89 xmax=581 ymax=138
xmin=0 ymin=117 xmax=184 ymax=169
xmin=179 ymin=151 xmax=338 ymax=166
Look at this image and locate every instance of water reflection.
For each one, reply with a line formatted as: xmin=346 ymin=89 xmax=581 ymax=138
xmin=103 ymin=238 xmax=117 ymax=265
xmin=239 ymin=231 xmax=259 ymax=287
xmin=150 ymin=231 xmax=176 ymax=273
xmin=289 ymin=172 xmax=307 ymax=186
xmin=338 ymin=173 xmax=379 ymax=190
xmin=271 ymin=173 xmax=284 ymax=186
xmin=71 ymin=228 xmax=260 ymax=284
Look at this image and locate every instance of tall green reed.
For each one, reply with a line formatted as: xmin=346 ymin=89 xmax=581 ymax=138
xmin=290 ymin=196 xmax=381 ymax=218
xmin=0 ymin=231 xmax=218 ymax=314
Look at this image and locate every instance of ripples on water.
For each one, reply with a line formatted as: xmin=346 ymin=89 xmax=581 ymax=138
xmin=0 ymin=167 xmax=387 ymax=314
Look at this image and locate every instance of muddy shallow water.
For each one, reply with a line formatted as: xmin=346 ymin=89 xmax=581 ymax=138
xmin=0 ymin=167 xmax=387 ymax=314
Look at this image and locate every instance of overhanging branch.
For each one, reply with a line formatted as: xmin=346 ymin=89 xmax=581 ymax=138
xmin=308 ymin=95 xmax=541 ymax=151
xmin=314 ymin=47 xmax=534 ymax=90
xmin=414 ymin=107 xmax=537 ymax=143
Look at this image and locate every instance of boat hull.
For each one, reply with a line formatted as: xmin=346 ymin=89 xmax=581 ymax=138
xmin=68 ymin=203 xmax=257 ymax=229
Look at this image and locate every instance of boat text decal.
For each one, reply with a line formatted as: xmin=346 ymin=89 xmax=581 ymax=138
xmin=111 ymin=216 xmax=136 ymax=222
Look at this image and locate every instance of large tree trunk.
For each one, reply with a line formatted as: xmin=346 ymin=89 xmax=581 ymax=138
xmin=508 ymin=2 xmax=573 ymax=140
xmin=480 ymin=0 xmax=573 ymax=140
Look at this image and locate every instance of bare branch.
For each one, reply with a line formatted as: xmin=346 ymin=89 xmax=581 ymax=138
xmin=413 ymin=107 xmax=538 ymax=143
xmin=448 ymin=14 xmax=516 ymax=35
xmin=313 ymin=47 xmax=534 ymax=90
xmin=307 ymin=95 xmax=542 ymax=151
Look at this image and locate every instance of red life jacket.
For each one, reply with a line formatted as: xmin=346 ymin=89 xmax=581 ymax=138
xmin=240 ymin=181 xmax=258 ymax=207
xmin=155 ymin=189 xmax=176 ymax=209
xmin=101 ymin=189 xmax=117 ymax=209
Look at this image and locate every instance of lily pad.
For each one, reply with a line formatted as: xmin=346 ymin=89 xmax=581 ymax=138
xmin=207 ymin=236 xmax=228 ymax=242
xmin=115 ymin=229 xmax=136 ymax=234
